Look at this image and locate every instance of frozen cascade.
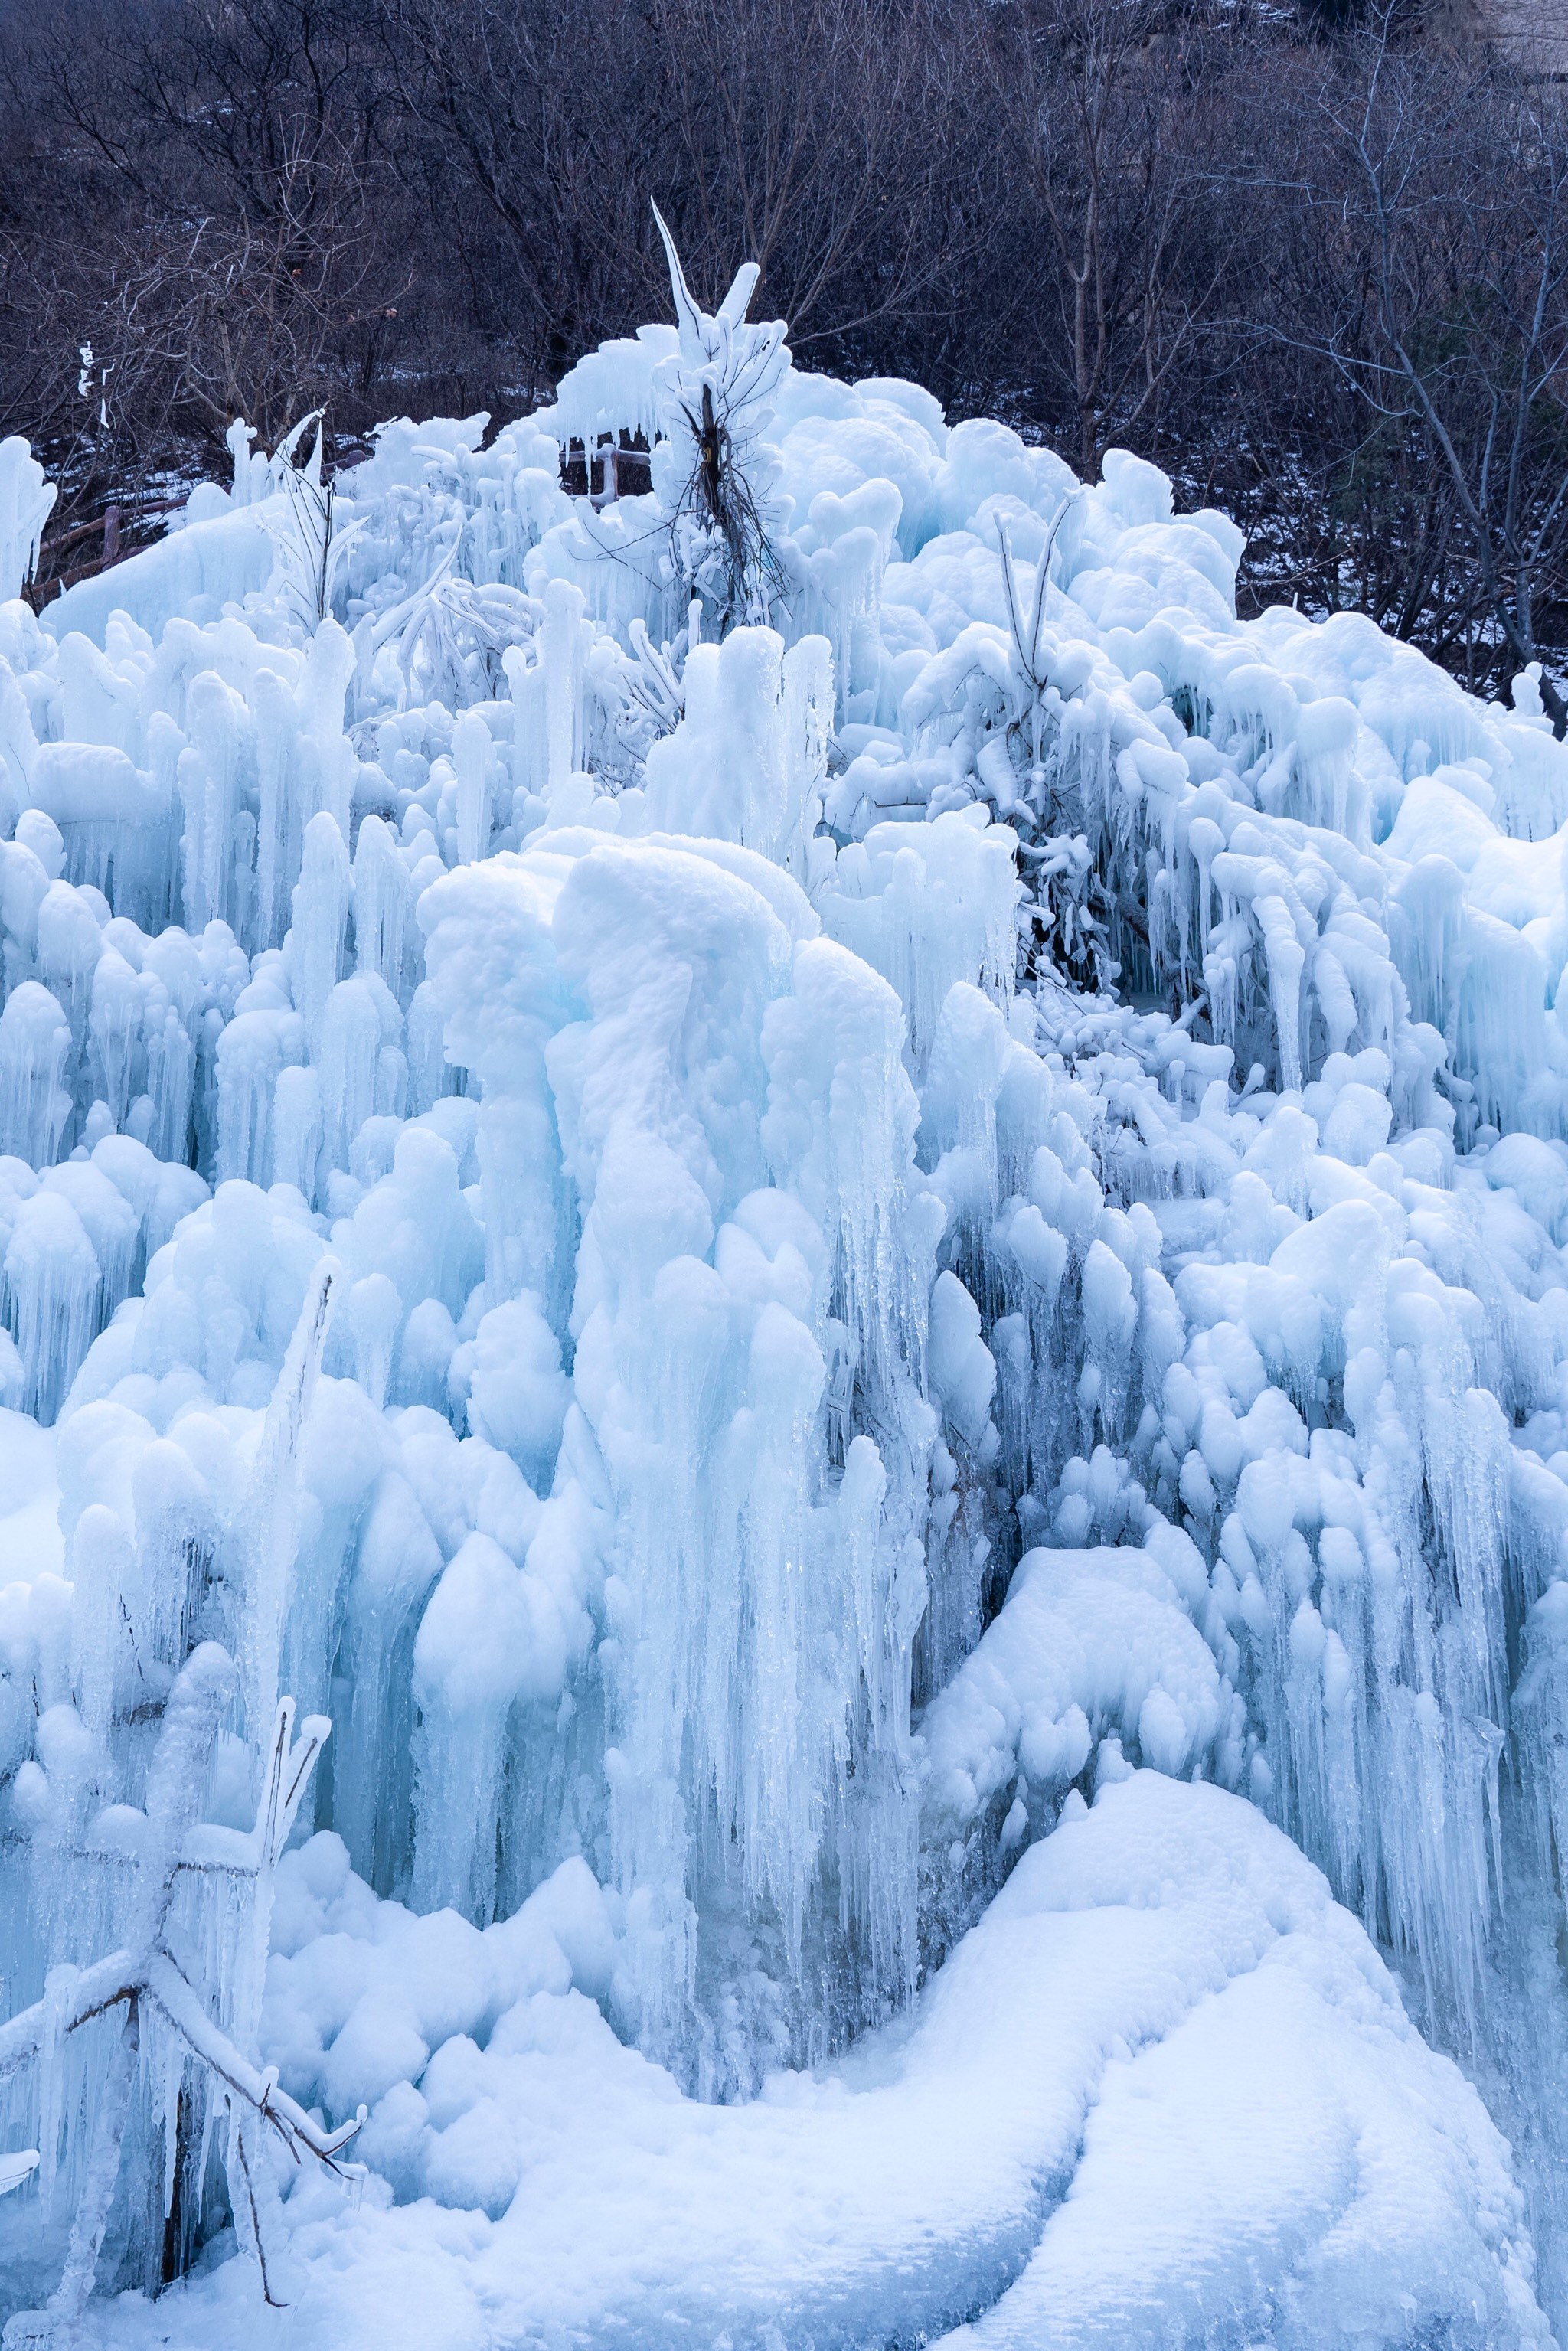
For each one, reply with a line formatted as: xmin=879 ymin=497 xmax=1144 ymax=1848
xmin=2 ymin=230 xmax=1568 ymax=2343
xmin=415 ymin=830 xmax=934 ymax=2081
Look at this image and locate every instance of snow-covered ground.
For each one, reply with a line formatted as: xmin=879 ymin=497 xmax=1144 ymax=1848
xmin=1 ymin=237 xmax=1567 ymax=2346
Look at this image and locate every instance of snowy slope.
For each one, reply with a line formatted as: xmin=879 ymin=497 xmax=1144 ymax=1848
xmin=41 ymin=1775 xmax=1545 ymax=2351
xmin=0 ymin=243 xmax=1566 ymax=2345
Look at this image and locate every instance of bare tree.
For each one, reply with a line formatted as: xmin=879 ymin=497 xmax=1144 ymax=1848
xmin=645 ymin=0 xmax=986 ymax=351
xmin=1297 ymin=21 xmax=1568 ymax=724
xmin=375 ymin=0 xmax=665 ymax=397
xmin=985 ymin=0 xmax=1253 ymax=478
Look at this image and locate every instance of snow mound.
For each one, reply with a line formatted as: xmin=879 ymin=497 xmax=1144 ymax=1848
xmin=70 ymin=1775 xmax=1547 ymax=2351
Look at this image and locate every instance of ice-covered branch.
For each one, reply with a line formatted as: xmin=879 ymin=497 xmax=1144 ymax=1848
xmin=645 ymin=202 xmax=790 ymax=630
xmin=0 ymin=1646 xmax=354 ymax=2342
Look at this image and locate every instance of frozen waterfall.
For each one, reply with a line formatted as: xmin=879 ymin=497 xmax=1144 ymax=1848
xmin=0 ymin=232 xmax=1564 ymax=2349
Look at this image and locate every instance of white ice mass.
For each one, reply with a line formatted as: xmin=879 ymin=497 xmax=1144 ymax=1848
xmin=0 ymin=230 xmax=1566 ymax=2346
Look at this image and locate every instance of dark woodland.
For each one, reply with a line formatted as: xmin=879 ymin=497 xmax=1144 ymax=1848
xmin=2 ymin=0 xmax=1566 ymax=713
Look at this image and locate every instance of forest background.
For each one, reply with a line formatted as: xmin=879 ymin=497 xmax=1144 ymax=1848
xmin=2 ymin=0 xmax=1566 ymax=720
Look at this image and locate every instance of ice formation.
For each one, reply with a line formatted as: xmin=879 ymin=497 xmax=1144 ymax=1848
xmin=1 ymin=224 xmax=1567 ymax=2346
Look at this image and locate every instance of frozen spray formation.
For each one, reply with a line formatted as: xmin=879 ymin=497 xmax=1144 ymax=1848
xmin=0 ymin=239 xmax=1565 ymax=2345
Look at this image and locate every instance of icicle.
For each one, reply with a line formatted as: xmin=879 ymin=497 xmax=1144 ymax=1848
xmin=315 ymin=974 xmax=400 ymax=1176
xmin=352 ymin=814 xmax=410 ymax=1001
xmin=0 ymin=436 xmax=56 ymax=601
xmin=452 ymin=710 xmax=493 ymax=867
xmin=0 ymin=983 xmax=71 ymax=1167
xmin=541 ymin=577 xmax=587 ymax=798
xmin=285 ymin=812 xmax=351 ymax=1060
xmin=3 ymin=1190 xmax=100 ymax=1421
